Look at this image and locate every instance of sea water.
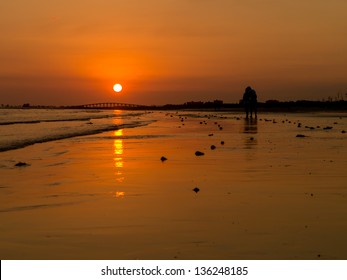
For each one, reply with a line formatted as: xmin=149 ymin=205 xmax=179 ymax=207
xmin=0 ymin=109 xmax=154 ymax=152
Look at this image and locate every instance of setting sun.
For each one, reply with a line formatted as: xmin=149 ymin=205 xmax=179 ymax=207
xmin=113 ymin=84 xmax=122 ymax=93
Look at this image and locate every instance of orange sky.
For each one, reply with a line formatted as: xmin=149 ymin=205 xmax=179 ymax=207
xmin=1 ymin=0 xmax=346 ymax=105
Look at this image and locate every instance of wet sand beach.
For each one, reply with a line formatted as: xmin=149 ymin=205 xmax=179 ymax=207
xmin=0 ymin=111 xmax=347 ymax=259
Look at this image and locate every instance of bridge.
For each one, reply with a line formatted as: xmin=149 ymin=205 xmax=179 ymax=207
xmin=70 ymin=103 xmax=149 ymax=110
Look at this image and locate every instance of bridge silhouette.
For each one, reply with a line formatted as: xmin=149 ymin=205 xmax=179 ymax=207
xmin=71 ymin=102 xmax=149 ymax=110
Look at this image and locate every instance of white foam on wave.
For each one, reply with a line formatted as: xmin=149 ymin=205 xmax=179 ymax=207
xmin=0 ymin=109 xmax=155 ymax=152
xmin=0 ymin=121 xmax=155 ymax=152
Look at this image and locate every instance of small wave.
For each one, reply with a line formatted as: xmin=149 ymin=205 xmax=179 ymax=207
xmin=0 ymin=115 xmax=113 ymax=126
xmin=45 ymin=161 xmax=69 ymax=167
xmin=0 ymin=120 xmax=155 ymax=152
xmin=100 ymin=134 xmax=169 ymax=140
xmin=0 ymin=201 xmax=84 ymax=213
xmin=0 ymin=111 xmax=150 ymax=126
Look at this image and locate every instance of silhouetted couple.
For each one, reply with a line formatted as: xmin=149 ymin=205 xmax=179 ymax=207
xmin=243 ymin=86 xmax=257 ymax=119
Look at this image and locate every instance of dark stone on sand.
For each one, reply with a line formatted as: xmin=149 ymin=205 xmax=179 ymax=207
xmin=341 ymin=130 xmax=346 ymax=134
xmin=208 ymin=134 xmax=214 ymax=136
xmin=221 ymin=141 xmax=225 ymax=145
xmin=193 ymin=187 xmax=200 ymax=193
xmin=219 ymin=127 xmax=223 ymax=130
xmin=250 ymin=137 xmax=254 ymax=140
xmin=296 ymin=134 xmax=306 ymax=138
xmin=160 ymin=156 xmax=167 ymax=162
xmin=210 ymin=145 xmax=216 ymax=150
xmin=195 ymin=151 xmax=205 ymax=156
xmin=323 ymin=126 xmax=333 ymax=130
xmin=15 ymin=162 xmax=29 ymax=167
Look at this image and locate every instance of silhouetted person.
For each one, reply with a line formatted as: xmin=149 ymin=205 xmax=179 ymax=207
xmin=242 ymin=86 xmax=257 ymax=119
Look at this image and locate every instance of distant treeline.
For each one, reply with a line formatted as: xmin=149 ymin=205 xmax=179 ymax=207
xmin=143 ymin=100 xmax=347 ymax=111
xmin=257 ymin=100 xmax=347 ymax=111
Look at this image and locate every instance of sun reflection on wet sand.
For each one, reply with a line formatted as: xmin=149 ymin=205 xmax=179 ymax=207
xmin=114 ymin=191 xmax=125 ymax=198
xmin=114 ymin=129 xmax=125 ymax=187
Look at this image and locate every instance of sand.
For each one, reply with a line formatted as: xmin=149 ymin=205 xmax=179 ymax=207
xmin=0 ymin=111 xmax=346 ymax=259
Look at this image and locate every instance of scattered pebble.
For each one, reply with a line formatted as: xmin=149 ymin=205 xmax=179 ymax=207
xmin=342 ymin=130 xmax=346 ymax=134
xmin=210 ymin=145 xmax=216 ymax=150
xmin=221 ymin=141 xmax=225 ymax=145
xmin=208 ymin=134 xmax=214 ymax=136
xmin=193 ymin=187 xmax=200 ymax=193
xmin=160 ymin=156 xmax=167 ymax=162
xmin=195 ymin=151 xmax=205 ymax=156
xmin=15 ymin=162 xmax=29 ymax=167
xmin=296 ymin=134 xmax=306 ymax=138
